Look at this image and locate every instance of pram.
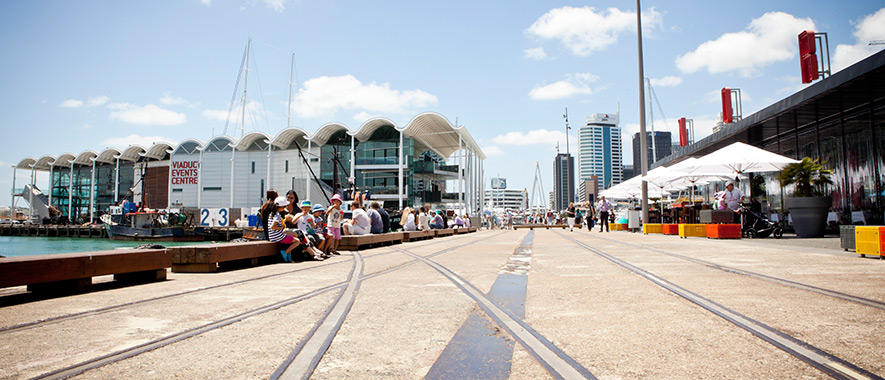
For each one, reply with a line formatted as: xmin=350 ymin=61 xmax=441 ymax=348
xmin=740 ymin=204 xmax=783 ymax=238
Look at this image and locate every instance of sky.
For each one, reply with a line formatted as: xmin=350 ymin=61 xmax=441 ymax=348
xmin=2 ymin=0 xmax=884 ymax=209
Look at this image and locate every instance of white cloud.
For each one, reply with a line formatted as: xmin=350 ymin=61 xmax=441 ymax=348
xmin=60 ymin=99 xmax=83 ymax=108
xmin=100 ymin=134 xmax=172 ymax=149
xmin=523 ymin=47 xmax=548 ymax=60
xmin=202 ymin=100 xmax=269 ymax=130
xmin=108 ymin=103 xmax=187 ymax=126
xmin=159 ymin=93 xmax=189 ymax=106
xmin=87 ymin=96 xmax=109 ymax=107
xmin=483 ymin=145 xmax=505 ymax=157
xmin=262 ymin=0 xmax=287 ymax=12
xmin=833 ymin=7 xmax=885 ymax=72
xmin=527 ymin=6 xmax=662 ymax=57
xmin=676 ymin=12 xmax=815 ymax=77
xmin=292 ymin=75 xmax=438 ymax=119
xmin=529 ymin=73 xmax=599 ymax=101
xmin=649 ymin=76 xmax=682 ymax=87
xmin=491 ymin=129 xmax=571 ymax=147
xmin=200 ymin=0 xmax=211 ymax=5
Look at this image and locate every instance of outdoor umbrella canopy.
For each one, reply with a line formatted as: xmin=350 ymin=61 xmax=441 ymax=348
xmin=669 ymin=157 xmax=738 ymax=202
xmin=681 ymin=142 xmax=800 ymax=175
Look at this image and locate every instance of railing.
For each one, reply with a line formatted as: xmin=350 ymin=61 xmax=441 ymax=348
xmin=355 ymin=157 xmax=399 ymax=166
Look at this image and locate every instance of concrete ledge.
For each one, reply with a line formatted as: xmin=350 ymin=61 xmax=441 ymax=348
xmin=706 ymin=224 xmax=742 ymax=239
xmin=0 ymin=248 xmax=171 ymax=291
xmin=453 ymin=228 xmax=470 ymax=235
xmin=170 ymin=241 xmax=279 ymax=273
xmin=339 ymin=232 xmax=404 ymax=251
xmin=467 ymin=226 xmax=477 ymax=232
xmin=403 ymin=230 xmax=434 ymax=242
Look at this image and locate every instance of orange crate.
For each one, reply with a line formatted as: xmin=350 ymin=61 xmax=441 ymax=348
xmin=706 ymin=224 xmax=741 ymax=239
xmin=662 ymin=224 xmax=679 ymax=235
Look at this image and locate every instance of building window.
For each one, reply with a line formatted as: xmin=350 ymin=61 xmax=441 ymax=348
xmin=285 ymin=160 xmax=289 ymax=173
xmin=251 ymin=162 xmax=255 ymax=174
xmin=172 ymin=188 xmax=183 ymax=192
xmin=203 ymin=187 xmax=222 ymax=191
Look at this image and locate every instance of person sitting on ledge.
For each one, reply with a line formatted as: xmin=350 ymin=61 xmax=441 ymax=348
xmin=367 ymin=202 xmax=384 ymax=234
xmin=343 ymin=201 xmax=371 ymax=236
xmin=430 ymin=210 xmax=445 ymax=229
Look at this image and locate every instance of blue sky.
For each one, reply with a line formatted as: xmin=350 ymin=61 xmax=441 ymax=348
xmin=2 ymin=1 xmax=884 ymax=208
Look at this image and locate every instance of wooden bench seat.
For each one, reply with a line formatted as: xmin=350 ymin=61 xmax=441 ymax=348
xmin=467 ymin=226 xmax=478 ymax=232
xmin=453 ymin=227 xmax=470 ymax=234
xmin=338 ymin=232 xmax=404 ymax=251
xmin=0 ymin=248 xmax=171 ymax=292
xmin=402 ymin=230 xmax=434 ymax=242
xmin=433 ymin=228 xmax=455 ymax=237
xmin=170 ymin=241 xmax=280 ymax=273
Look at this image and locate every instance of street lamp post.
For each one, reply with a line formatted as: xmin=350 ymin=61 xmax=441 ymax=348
xmin=637 ymin=0 xmax=650 ymax=224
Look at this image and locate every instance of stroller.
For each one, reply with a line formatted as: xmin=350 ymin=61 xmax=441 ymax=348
xmin=740 ymin=204 xmax=783 ymax=238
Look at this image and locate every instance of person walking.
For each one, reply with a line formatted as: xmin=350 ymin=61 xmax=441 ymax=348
xmin=566 ymin=203 xmax=576 ymax=232
xmin=597 ymin=195 xmax=612 ymax=232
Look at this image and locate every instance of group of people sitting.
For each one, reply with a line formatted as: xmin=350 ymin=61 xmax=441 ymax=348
xmin=400 ymin=206 xmax=471 ymax=231
xmin=260 ymin=189 xmax=469 ymax=262
xmin=260 ymin=189 xmax=344 ymax=262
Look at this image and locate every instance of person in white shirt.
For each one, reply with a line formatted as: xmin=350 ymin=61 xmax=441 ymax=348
xmin=723 ymin=182 xmax=744 ymax=211
xmin=597 ymin=196 xmax=613 ymax=232
xmin=463 ymin=214 xmax=471 ymax=228
xmin=401 ymin=207 xmax=417 ymax=231
xmin=343 ymin=202 xmax=371 ymax=235
xmin=418 ymin=206 xmax=431 ymax=231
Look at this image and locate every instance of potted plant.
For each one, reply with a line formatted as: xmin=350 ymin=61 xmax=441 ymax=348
xmin=778 ymin=157 xmax=833 ymax=238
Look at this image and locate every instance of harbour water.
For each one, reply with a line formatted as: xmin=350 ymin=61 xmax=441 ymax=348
xmin=0 ymin=236 xmax=207 ymax=257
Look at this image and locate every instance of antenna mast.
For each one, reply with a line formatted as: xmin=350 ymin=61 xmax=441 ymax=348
xmin=240 ymin=38 xmax=251 ymax=138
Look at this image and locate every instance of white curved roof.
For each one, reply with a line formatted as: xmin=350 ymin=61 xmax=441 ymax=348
xmin=121 ymin=146 xmax=146 ymax=161
xmin=352 ymin=117 xmax=397 ymax=142
xmin=13 ymin=112 xmax=484 ymax=170
xmin=174 ymin=139 xmax=204 ymax=154
xmin=272 ymin=127 xmax=311 ymax=149
xmin=34 ymin=155 xmax=57 ymax=170
xmin=309 ymin=122 xmax=353 ymax=145
xmin=96 ymin=148 xmax=121 ymax=164
xmin=236 ymin=131 xmax=271 ymax=150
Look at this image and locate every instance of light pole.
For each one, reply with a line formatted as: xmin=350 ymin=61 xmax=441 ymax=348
xmin=636 ymin=0 xmax=650 ymax=224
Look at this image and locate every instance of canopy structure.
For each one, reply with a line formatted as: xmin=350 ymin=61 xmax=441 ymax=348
xmin=681 ymin=142 xmax=800 ymax=175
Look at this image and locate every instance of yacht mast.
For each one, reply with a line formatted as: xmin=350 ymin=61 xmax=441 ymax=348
xmin=287 ymin=53 xmax=294 ymax=128
xmin=240 ymin=38 xmax=251 ymax=138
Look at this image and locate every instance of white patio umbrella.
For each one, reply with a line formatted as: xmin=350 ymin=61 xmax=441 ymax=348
xmin=642 ymin=166 xmax=689 ymax=213
xmin=683 ymin=142 xmax=800 ymax=175
xmin=669 ymin=157 xmax=737 ymax=202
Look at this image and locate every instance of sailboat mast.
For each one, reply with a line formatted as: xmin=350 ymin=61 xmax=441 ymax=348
xmin=287 ymin=53 xmax=294 ymax=128
xmin=240 ymin=38 xmax=251 ymax=138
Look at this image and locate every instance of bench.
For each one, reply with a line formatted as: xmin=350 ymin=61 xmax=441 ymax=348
xmin=338 ymin=232 xmax=404 ymax=251
xmin=433 ymin=228 xmax=455 ymax=237
xmin=453 ymin=227 xmax=471 ymax=235
xmin=170 ymin=241 xmax=280 ymax=273
xmin=467 ymin=226 xmax=478 ymax=233
xmin=402 ymin=230 xmax=434 ymax=242
xmin=0 ymin=248 xmax=170 ymax=292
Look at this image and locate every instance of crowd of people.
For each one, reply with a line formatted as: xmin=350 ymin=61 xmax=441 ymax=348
xmin=258 ymin=188 xmax=472 ymax=262
xmin=484 ymin=196 xmax=617 ymax=233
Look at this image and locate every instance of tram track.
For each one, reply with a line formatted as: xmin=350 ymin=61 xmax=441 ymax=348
xmin=589 ymin=234 xmax=885 ymax=311
xmin=25 ymin=232 xmax=506 ymax=380
xmin=0 ymin=234 xmax=469 ymax=336
xmin=554 ymin=230 xmax=883 ymax=380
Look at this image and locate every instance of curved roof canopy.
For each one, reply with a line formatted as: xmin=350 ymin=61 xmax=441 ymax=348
xmin=53 ymin=153 xmax=77 ymax=167
xmin=272 ymin=127 xmax=311 ymax=149
xmin=402 ymin=112 xmax=485 ymax=160
xmin=174 ymin=139 xmax=204 ymax=155
xmin=309 ymin=123 xmax=353 ymax=145
xmin=144 ymin=142 xmax=174 ymax=160
xmin=33 ymin=155 xmax=57 ymax=170
xmin=73 ymin=151 xmax=98 ymax=165
xmin=353 ymin=117 xmax=397 ymax=142
xmin=236 ymin=131 xmax=271 ymax=151
xmin=120 ymin=146 xmax=146 ymax=161
xmin=96 ymin=148 xmax=121 ymax=164
xmin=14 ymin=157 xmax=36 ymax=170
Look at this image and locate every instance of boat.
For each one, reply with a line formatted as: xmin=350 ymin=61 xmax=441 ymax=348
xmin=102 ymin=206 xmax=205 ymax=241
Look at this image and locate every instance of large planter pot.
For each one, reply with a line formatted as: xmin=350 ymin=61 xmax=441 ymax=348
xmin=785 ymin=196 xmax=831 ymax=238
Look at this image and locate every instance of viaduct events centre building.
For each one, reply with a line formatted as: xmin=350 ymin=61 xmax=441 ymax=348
xmin=11 ymin=112 xmax=486 ymax=223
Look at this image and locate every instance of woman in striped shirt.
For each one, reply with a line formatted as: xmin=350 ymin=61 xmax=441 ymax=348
xmin=268 ymin=196 xmax=302 ymax=263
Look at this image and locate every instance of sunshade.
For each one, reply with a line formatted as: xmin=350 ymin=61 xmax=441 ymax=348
xmin=682 ymin=142 xmax=799 ymax=175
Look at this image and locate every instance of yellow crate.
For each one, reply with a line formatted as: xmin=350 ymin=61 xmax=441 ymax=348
xmin=643 ymin=224 xmax=663 ymax=234
xmin=678 ymin=224 xmax=707 ymax=238
xmin=611 ymin=223 xmax=621 ymax=231
xmin=855 ymin=226 xmax=885 ymax=257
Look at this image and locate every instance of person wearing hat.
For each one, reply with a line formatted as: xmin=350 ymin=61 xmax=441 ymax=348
xmin=325 ymin=194 xmax=344 ymax=254
xmin=267 ymin=195 xmax=301 ymax=262
xmin=290 ymin=200 xmax=326 ymax=260
xmin=723 ymin=182 xmax=744 ymax=211
xmin=311 ymin=203 xmax=331 ymax=255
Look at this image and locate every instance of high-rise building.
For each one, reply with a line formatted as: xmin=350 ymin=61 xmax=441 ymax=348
xmin=632 ymin=131 xmax=673 ymax=173
xmin=577 ymin=176 xmax=598 ymax=205
xmin=553 ymin=153 xmax=574 ymax=211
xmin=578 ymin=113 xmax=622 ymax=190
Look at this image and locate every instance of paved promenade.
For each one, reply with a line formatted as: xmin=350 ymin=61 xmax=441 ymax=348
xmin=1 ymin=229 xmax=883 ymax=379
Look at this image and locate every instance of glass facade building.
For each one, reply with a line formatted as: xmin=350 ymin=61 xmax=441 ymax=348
xmin=657 ymin=50 xmax=885 ymax=225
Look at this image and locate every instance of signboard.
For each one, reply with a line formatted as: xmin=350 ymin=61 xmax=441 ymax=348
xmin=200 ymin=208 xmax=229 ymax=227
xmin=491 ymin=177 xmax=507 ymax=189
xmin=171 ymin=160 xmax=200 ymax=185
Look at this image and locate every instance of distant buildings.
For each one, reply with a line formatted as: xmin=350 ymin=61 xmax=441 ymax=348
xmin=577 ymin=177 xmax=598 ymax=205
xmin=578 ymin=113 xmax=622 ymax=190
xmin=632 ymin=131 xmax=672 ymax=173
xmin=622 ymin=164 xmax=635 ymax=181
xmin=485 ymin=188 xmax=527 ymax=212
xmin=553 ymin=153 xmax=574 ymax=211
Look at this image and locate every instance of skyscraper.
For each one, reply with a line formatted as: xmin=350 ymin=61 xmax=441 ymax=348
xmin=578 ymin=113 xmax=623 ymax=190
xmin=553 ymin=153 xmax=574 ymax=211
xmin=632 ymin=131 xmax=673 ymax=172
